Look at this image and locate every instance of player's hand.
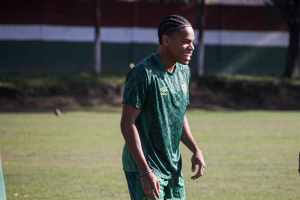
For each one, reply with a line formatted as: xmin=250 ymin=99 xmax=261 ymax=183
xmin=140 ymin=171 xmax=160 ymax=199
xmin=191 ymin=150 xmax=206 ymax=180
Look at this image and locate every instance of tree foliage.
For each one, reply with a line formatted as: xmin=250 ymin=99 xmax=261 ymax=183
xmin=269 ymin=0 xmax=300 ymax=25
xmin=267 ymin=0 xmax=300 ymax=77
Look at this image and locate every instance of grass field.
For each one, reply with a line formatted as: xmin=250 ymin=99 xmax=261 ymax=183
xmin=0 ymin=108 xmax=299 ymax=200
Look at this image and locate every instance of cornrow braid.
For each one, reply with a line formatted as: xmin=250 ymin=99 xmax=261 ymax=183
xmin=158 ymin=15 xmax=192 ymax=44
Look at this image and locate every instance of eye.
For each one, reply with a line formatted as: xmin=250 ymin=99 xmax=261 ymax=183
xmin=182 ymin=39 xmax=191 ymax=44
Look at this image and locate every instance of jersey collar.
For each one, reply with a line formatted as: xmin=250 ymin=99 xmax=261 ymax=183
xmin=152 ymin=53 xmax=177 ymax=75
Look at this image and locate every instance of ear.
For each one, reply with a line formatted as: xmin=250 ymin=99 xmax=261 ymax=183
xmin=162 ymin=35 xmax=169 ymax=46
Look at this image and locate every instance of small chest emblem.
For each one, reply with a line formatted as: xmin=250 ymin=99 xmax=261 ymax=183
xmin=160 ymin=86 xmax=168 ymax=96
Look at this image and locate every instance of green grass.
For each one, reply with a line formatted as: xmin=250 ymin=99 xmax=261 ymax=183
xmin=0 ymin=109 xmax=299 ymax=200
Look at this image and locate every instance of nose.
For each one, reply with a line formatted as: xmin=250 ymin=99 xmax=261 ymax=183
xmin=189 ymin=42 xmax=194 ymax=51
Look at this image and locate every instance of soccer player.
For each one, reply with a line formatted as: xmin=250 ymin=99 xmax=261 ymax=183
xmin=120 ymin=15 xmax=206 ymax=200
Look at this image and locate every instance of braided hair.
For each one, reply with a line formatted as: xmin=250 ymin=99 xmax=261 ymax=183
xmin=158 ymin=15 xmax=192 ymax=44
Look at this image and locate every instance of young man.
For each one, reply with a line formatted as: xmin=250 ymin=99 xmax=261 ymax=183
xmin=120 ymin=15 xmax=206 ymax=200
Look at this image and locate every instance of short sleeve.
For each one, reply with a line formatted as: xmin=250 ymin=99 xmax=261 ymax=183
xmin=122 ymin=67 xmax=148 ymax=109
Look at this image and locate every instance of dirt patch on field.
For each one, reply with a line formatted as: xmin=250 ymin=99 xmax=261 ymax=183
xmin=1 ymin=77 xmax=300 ymax=111
xmin=190 ymin=77 xmax=300 ymax=110
xmin=0 ymin=83 xmax=123 ymax=112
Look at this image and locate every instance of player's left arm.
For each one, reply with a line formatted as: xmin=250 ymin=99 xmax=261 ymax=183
xmin=181 ymin=114 xmax=206 ymax=179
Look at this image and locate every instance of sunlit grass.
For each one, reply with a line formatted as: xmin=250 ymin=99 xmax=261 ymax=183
xmin=0 ymin=109 xmax=299 ymax=200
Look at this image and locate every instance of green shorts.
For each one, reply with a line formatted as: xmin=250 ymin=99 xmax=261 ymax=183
xmin=124 ymin=171 xmax=186 ymax=200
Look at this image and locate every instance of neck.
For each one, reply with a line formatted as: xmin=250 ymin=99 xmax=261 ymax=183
xmin=157 ymin=47 xmax=176 ymax=72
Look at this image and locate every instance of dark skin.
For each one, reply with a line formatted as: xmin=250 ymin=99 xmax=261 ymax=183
xmin=120 ymin=26 xmax=206 ymax=199
xmin=121 ymin=106 xmax=160 ymax=199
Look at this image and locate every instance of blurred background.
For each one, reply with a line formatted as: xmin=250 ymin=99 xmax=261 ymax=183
xmin=0 ymin=0 xmax=300 ymax=111
xmin=0 ymin=0 xmax=298 ymax=77
xmin=0 ymin=1 xmax=300 ymax=200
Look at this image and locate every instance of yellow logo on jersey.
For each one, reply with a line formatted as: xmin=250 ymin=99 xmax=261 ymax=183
xmin=160 ymin=86 xmax=168 ymax=96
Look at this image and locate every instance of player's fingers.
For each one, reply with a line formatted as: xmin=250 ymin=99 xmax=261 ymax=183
xmin=144 ymin=188 xmax=156 ymax=199
xmin=143 ymin=185 xmax=152 ymax=196
xmin=191 ymin=159 xmax=196 ymax=172
xmin=156 ymin=179 xmax=160 ymax=194
xmin=144 ymin=178 xmax=158 ymax=199
xmin=153 ymin=189 xmax=159 ymax=199
xmin=148 ymin=192 xmax=156 ymax=199
xmin=141 ymin=180 xmax=154 ymax=198
xmin=200 ymin=165 xmax=205 ymax=176
xmin=153 ymin=180 xmax=160 ymax=199
xmin=191 ymin=164 xmax=204 ymax=180
xmin=152 ymin=186 xmax=159 ymax=199
xmin=191 ymin=169 xmax=201 ymax=179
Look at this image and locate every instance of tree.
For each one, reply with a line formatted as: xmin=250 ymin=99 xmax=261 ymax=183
xmin=268 ymin=0 xmax=300 ymax=78
xmin=94 ymin=0 xmax=101 ymax=74
xmin=195 ymin=0 xmax=205 ymax=77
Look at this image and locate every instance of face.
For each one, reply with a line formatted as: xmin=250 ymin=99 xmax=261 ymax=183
xmin=163 ymin=26 xmax=195 ymax=65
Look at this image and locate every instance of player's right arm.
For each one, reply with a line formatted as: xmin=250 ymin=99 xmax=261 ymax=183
xmin=120 ymin=105 xmax=160 ymax=199
xmin=120 ymin=105 xmax=149 ymax=173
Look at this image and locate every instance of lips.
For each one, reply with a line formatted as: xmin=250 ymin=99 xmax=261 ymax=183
xmin=180 ymin=51 xmax=193 ymax=64
xmin=183 ymin=53 xmax=192 ymax=60
xmin=184 ymin=52 xmax=193 ymax=57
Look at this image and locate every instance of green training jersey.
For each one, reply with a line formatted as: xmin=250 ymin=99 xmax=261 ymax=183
xmin=122 ymin=53 xmax=190 ymax=179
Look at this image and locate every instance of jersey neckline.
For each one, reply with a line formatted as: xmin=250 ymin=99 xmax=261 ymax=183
xmin=152 ymin=53 xmax=178 ymax=75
